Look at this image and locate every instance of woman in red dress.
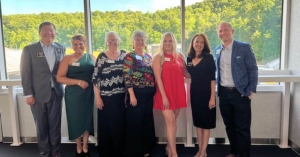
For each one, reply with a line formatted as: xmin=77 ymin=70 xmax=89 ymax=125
xmin=153 ymin=32 xmax=190 ymax=157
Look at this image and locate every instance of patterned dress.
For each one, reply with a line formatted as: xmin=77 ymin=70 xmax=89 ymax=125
xmin=123 ymin=51 xmax=156 ymax=157
xmin=92 ymin=50 xmax=126 ymax=157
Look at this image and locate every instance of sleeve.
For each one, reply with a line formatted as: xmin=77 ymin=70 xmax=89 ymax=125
xmin=92 ymin=54 xmax=103 ymax=88
xmin=245 ymin=44 xmax=258 ymax=92
xmin=208 ymin=54 xmax=216 ymax=80
xmin=123 ymin=53 xmax=134 ymax=89
xmin=20 ymin=46 xmax=33 ymax=96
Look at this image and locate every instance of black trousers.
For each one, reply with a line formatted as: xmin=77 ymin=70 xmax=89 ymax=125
xmin=125 ymin=91 xmax=156 ymax=157
xmin=97 ymin=93 xmax=126 ymax=157
xmin=219 ymin=86 xmax=251 ymax=157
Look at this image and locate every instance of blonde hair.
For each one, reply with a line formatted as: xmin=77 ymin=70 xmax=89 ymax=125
xmin=156 ymin=32 xmax=180 ymax=66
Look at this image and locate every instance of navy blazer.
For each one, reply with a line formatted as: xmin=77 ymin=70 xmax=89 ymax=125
xmin=215 ymin=40 xmax=258 ymax=96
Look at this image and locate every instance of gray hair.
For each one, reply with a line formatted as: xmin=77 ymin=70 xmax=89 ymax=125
xmin=105 ymin=31 xmax=121 ymax=43
xmin=132 ymin=30 xmax=147 ymax=41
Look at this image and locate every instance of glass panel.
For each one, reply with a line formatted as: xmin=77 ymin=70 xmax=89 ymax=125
xmin=1 ymin=0 xmax=85 ymax=79
xmin=185 ymin=0 xmax=282 ymax=71
xmin=90 ymin=0 xmax=181 ymax=57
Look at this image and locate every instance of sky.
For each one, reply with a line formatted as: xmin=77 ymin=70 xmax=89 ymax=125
xmin=1 ymin=0 xmax=203 ymax=15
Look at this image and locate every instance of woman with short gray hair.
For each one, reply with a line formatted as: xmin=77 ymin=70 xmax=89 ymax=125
xmin=92 ymin=31 xmax=127 ymax=157
xmin=123 ymin=30 xmax=156 ymax=157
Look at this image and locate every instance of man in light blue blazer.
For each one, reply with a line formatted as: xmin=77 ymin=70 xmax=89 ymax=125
xmin=20 ymin=22 xmax=65 ymax=157
xmin=215 ymin=22 xmax=258 ymax=157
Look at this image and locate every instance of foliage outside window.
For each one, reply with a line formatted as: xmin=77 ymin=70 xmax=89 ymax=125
xmin=1 ymin=0 xmax=282 ymax=79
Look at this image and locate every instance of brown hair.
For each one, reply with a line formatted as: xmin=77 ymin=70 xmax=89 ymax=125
xmin=70 ymin=34 xmax=86 ymax=44
xmin=187 ymin=33 xmax=211 ymax=59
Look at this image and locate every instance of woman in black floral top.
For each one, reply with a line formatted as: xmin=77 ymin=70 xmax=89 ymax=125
xmin=92 ymin=31 xmax=126 ymax=157
xmin=123 ymin=30 xmax=156 ymax=157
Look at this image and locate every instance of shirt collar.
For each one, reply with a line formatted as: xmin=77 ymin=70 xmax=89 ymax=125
xmin=40 ymin=41 xmax=54 ymax=48
xmin=221 ymin=39 xmax=234 ymax=50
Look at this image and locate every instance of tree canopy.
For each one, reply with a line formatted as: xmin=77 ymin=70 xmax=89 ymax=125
xmin=2 ymin=0 xmax=282 ymax=64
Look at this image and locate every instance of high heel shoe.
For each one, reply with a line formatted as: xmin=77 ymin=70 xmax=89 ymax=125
xmin=194 ymin=152 xmax=201 ymax=157
xmin=82 ymin=151 xmax=90 ymax=157
xmin=165 ymin=145 xmax=169 ymax=156
xmin=75 ymin=150 xmax=83 ymax=157
xmin=200 ymin=153 xmax=207 ymax=157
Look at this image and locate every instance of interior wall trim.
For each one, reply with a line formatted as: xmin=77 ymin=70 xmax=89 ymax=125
xmin=289 ymin=140 xmax=300 ymax=155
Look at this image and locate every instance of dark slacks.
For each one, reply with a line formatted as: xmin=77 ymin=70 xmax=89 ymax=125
xmin=30 ymin=88 xmax=62 ymax=157
xmin=126 ymin=91 xmax=156 ymax=157
xmin=219 ymin=86 xmax=251 ymax=157
xmin=97 ymin=93 xmax=126 ymax=157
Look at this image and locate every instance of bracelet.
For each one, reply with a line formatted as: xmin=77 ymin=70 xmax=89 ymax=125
xmin=78 ymin=80 xmax=81 ymax=85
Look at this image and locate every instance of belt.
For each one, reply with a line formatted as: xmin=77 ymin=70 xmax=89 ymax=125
xmin=221 ymin=86 xmax=236 ymax=91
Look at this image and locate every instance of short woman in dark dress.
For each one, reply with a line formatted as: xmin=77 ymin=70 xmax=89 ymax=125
xmin=92 ymin=31 xmax=126 ymax=157
xmin=186 ymin=33 xmax=216 ymax=157
xmin=123 ymin=30 xmax=156 ymax=157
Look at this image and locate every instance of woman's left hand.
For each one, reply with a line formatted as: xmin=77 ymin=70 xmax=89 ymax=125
xmin=208 ymin=98 xmax=216 ymax=110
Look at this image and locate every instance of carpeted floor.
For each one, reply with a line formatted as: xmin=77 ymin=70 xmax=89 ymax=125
xmin=0 ymin=143 xmax=299 ymax=157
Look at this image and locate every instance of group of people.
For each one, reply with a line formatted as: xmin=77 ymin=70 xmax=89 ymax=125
xmin=20 ymin=21 xmax=258 ymax=157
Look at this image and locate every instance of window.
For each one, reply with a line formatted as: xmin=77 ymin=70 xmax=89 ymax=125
xmin=0 ymin=0 xmax=283 ymax=80
xmin=90 ymin=0 xmax=181 ymax=57
xmin=1 ymin=0 xmax=85 ymax=79
xmin=185 ymin=0 xmax=282 ymax=71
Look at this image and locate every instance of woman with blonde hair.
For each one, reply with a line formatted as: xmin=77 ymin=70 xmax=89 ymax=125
xmin=153 ymin=32 xmax=190 ymax=157
xmin=57 ymin=34 xmax=96 ymax=157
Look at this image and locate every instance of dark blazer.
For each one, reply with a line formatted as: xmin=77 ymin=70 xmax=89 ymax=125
xmin=20 ymin=41 xmax=66 ymax=103
xmin=215 ymin=40 xmax=258 ymax=96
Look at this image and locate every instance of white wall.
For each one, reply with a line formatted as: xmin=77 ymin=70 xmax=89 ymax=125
xmin=288 ymin=0 xmax=300 ymax=148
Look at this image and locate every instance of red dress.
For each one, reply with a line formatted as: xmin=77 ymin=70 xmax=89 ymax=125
xmin=154 ymin=53 xmax=187 ymax=110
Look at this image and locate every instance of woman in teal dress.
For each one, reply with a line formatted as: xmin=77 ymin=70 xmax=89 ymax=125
xmin=57 ymin=34 xmax=96 ymax=157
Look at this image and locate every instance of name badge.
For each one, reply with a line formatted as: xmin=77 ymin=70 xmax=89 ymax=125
xmin=164 ymin=57 xmax=171 ymax=61
xmin=107 ymin=59 xmax=115 ymax=63
xmin=71 ymin=62 xmax=80 ymax=66
xmin=37 ymin=52 xmax=45 ymax=57
xmin=187 ymin=62 xmax=192 ymax=66
xmin=136 ymin=55 xmax=142 ymax=60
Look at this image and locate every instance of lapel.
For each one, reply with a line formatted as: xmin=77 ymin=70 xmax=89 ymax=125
xmin=52 ymin=43 xmax=62 ymax=74
xmin=231 ymin=40 xmax=237 ymax=68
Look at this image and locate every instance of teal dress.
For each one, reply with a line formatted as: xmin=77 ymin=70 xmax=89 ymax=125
xmin=65 ymin=53 xmax=94 ymax=140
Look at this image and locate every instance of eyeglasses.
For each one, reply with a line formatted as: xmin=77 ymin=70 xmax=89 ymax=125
xmin=107 ymin=39 xmax=118 ymax=43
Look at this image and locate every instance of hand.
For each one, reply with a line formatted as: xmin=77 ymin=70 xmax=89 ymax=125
xmin=78 ymin=80 xmax=89 ymax=89
xmin=130 ymin=94 xmax=137 ymax=106
xmin=248 ymin=91 xmax=253 ymax=100
xmin=162 ymin=96 xmax=170 ymax=110
xmin=95 ymin=96 xmax=104 ymax=110
xmin=26 ymin=96 xmax=35 ymax=105
xmin=208 ymin=98 xmax=216 ymax=110
xmin=241 ymin=91 xmax=253 ymax=100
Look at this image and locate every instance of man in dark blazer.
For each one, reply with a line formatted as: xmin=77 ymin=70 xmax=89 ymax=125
xmin=215 ymin=22 xmax=258 ymax=157
xmin=20 ymin=22 xmax=65 ymax=157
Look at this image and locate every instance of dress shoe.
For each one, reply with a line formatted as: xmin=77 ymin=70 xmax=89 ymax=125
xmin=82 ymin=151 xmax=90 ymax=157
xmin=76 ymin=151 xmax=83 ymax=157
xmin=194 ymin=152 xmax=200 ymax=157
